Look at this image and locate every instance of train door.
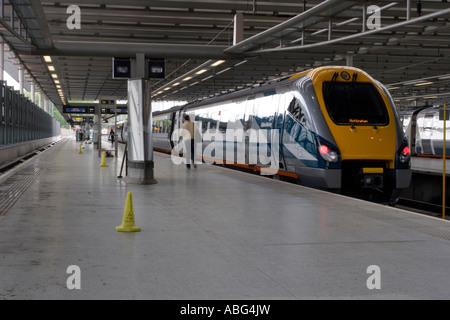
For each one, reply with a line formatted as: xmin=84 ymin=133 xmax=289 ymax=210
xmin=419 ymin=113 xmax=434 ymax=154
xmin=169 ymin=112 xmax=176 ymax=149
xmin=244 ymin=97 xmax=256 ymax=165
xmin=171 ymin=111 xmax=183 ymax=144
xmin=275 ymin=91 xmax=288 ymax=171
xmin=251 ymin=94 xmax=278 ymax=167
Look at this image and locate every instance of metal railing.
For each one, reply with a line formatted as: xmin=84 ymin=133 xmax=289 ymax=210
xmin=0 ymin=81 xmax=60 ymax=147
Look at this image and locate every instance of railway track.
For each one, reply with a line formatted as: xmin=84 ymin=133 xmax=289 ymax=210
xmin=395 ymin=197 xmax=450 ymax=220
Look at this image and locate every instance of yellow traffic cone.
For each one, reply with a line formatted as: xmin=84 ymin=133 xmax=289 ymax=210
xmin=116 ymin=192 xmax=141 ymax=232
xmin=99 ymin=151 xmax=108 ymax=167
xmin=78 ymin=143 xmax=83 ymax=154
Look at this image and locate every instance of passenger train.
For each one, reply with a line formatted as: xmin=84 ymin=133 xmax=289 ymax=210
xmin=398 ymin=105 xmax=450 ymax=157
xmin=117 ymin=66 xmax=412 ymax=201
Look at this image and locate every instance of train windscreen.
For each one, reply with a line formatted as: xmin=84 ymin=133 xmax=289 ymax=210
xmin=322 ymin=82 xmax=389 ymax=126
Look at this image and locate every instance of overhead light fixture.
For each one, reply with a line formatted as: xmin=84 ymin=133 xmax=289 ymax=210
xmin=172 ymin=82 xmax=180 ymax=87
xmin=51 ymin=74 xmax=58 ymax=79
xmin=216 ymin=67 xmax=231 ymax=75
xmin=196 ymin=69 xmax=207 ymax=75
xmin=54 ymin=80 xmax=60 ymax=84
xmin=388 ymin=86 xmax=400 ymax=90
xmin=414 ymin=81 xmax=434 ymax=86
xmin=403 ymin=79 xmax=425 ymax=85
xmin=211 ymin=60 xmax=225 ymax=67
xmin=202 ymin=75 xmax=213 ymax=82
xmin=48 ymin=66 xmax=55 ymax=71
xmin=424 ymin=96 xmax=438 ymax=99
xmin=44 ymin=56 xmax=52 ymax=63
xmin=234 ymin=60 xmax=248 ymax=67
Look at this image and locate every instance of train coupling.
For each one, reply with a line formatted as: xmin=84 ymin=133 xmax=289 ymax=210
xmin=361 ymin=168 xmax=384 ymax=189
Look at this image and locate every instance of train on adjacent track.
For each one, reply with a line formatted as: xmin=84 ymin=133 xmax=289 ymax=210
xmin=398 ymin=105 xmax=450 ymax=158
xmin=117 ymin=66 xmax=412 ymax=202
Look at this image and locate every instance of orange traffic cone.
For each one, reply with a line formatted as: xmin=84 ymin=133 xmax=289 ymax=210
xmin=116 ymin=192 xmax=141 ymax=232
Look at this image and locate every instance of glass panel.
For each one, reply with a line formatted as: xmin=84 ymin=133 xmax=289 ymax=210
xmin=322 ymin=82 xmax=389 ymax=126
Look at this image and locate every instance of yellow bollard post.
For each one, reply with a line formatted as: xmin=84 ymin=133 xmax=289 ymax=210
xmin=443 ymin=102 xmax=447 ymax=220
xmin=99 ymin=151 xmax=108 ymax=167
xmin=116 ymin=192 xmax=141 ymax=232
xmin=78 ymin=143 xmax=83 ymax=154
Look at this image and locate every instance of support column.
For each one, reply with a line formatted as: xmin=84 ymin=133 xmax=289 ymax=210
xmin=346 ymin=55 xmax=353 ymax=67
xmin=233 ymin=12 xmax=244 ymax=45
xmin=31 ymin=82 xmax=35 ymax=102
xmin=125 ymin=78 xmax=157 ymax=185
xmin=0 ymin=41 xmax=4 ymax=82
xmin=18 ymin=67 xmax=24 ymax=94
xmin=39 ymin=91 xmax=42 ymax=108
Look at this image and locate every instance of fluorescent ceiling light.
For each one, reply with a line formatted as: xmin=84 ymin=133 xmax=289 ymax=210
xmin=183 ymin=76 xmax=192 ymax=81
xmin=44 ymin=56 xmax=52 ymax=63
xmin=388 ymin=87 xmax=400 ymax=90
xmin=51 ymin=74 xmax=58 ymax=79
xmin=201 ymin=75 xmax=213 ymax=82
xmin=196 ymin=69 xmax=207 ymax=75
xmin=216 ymin=67 xmax=231 ymax=75
xmin=211 ymin=60 xmax=225 ymax=67
xmin=48 ymin=66 xmax=55 ymax=71
xmin=172 ymin=82 xmax=180 ymax=87
xmin=234 ymin=60 xmax=248 ymax=67
xmin=414 ymin=81 xmax=434 ymax=86
xmin=403 ymin=79 xmax=425 ymax=85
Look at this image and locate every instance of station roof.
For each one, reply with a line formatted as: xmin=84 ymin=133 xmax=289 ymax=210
xmin=2 ymin=0 xmax=450 ymax=120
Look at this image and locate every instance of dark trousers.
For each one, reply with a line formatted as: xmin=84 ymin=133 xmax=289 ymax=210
xmin=185 ymin=139 xmax=195 ymax=168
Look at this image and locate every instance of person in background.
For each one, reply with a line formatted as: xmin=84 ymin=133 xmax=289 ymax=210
xmin=110 ymin=128 xmax=115 ymax=145
xmin=180 ymin=115 xmax=197 ymax=169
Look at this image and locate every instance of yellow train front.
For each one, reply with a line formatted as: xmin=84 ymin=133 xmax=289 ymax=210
xmin=288 ymin=66 xmax=411 ymax=201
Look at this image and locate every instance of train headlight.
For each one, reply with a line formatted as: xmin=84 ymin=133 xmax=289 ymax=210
xmin=318 ymin=143 xmax=339 ymax=163
xmin=399 ymin=145 xmax=411 ymax=163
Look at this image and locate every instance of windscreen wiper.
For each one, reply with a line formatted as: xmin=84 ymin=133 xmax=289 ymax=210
xmin=325 ymin=72 xmax=339 ymax=97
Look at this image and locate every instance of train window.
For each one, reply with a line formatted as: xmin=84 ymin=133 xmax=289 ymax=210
xmin=287 ymin=97 xmax=311 ymax=129
xmin=218 ymin=109 xmax=230 ymax=132
xmin=322 ymin=82 xmax=389 ymax=126
xmin=201 ymin=114 xmax=208 ymax=133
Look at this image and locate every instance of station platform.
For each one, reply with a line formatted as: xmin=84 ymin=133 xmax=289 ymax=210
xmin=1 ymin=136 xmax=450 ymax=300
xmin=411 ymin=156 xmax=450 ymax=176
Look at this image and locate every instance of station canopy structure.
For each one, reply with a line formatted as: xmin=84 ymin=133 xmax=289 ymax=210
xmin=1 ymin=0 xmax=450 ymax=121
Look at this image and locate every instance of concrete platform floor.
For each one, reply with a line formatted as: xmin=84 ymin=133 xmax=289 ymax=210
xmin=1 ymin=136 xmax=450 ymax=300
